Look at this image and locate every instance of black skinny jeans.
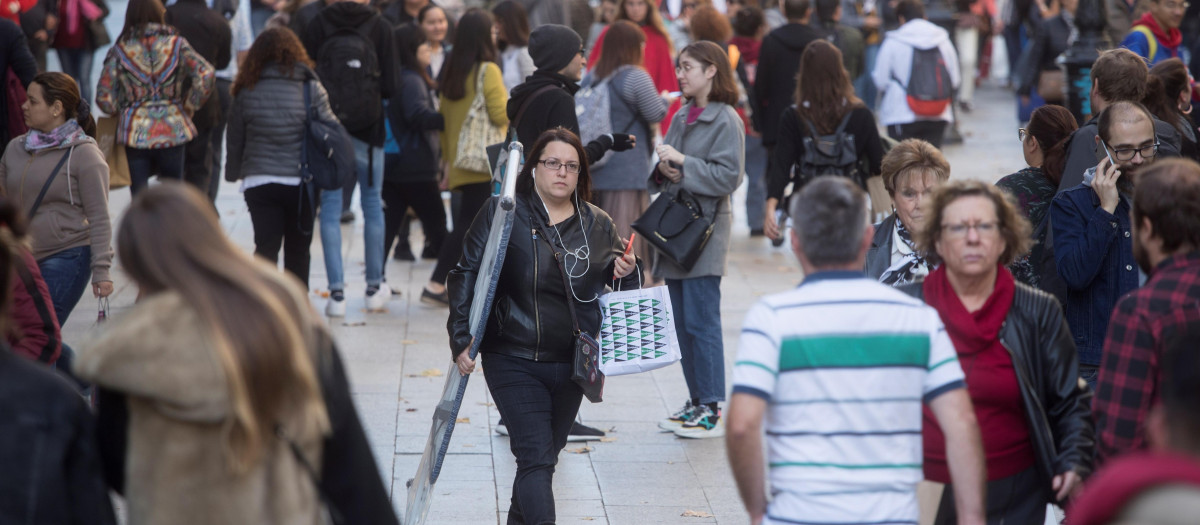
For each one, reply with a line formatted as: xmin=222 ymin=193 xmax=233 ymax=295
xmin=430 ymin=182 xmax=491 ymax=284
xmin=382 ymin=179 xmax=447 ymax=265
xmin=244 ymin=183 xmax=315 ymax=289
xmin=126 ymin=145 xmax=185 ymax=196
xmin=934 ymin=466 xmax=1046 ymax=525
xmin=482 ymin=352 xmax=583 ymax=525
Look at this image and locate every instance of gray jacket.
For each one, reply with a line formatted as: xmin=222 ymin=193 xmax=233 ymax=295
xmin=591 ymin=67 xmax=670 ymax=191
xmin=648 ymin=101 xmax=746 ymax=279
xmin=864 ymin=213 xmax=898 ymax=280
xmin=225 ymin=63 xmax=338 ymax=182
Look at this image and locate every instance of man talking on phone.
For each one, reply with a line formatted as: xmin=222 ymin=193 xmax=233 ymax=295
xmin=1050 ymin=100 xmax=1157 ymax=391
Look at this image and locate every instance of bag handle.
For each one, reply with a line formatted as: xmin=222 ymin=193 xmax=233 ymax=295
xmin=27 ymin=151 xmax=73 ymax=218
xmin=298 ymin=82 xmax=317 ymax=237
xmin=654 ymin=190 xmax=704 ymax=239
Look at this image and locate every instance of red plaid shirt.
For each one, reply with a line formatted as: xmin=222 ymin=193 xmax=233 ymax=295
xmin=1094 ymin=251 xmax=1200 ymax=463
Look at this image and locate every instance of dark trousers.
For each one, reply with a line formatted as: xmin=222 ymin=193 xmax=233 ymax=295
xmin=244 ymin=183 xmax=315 ymax=289
xmin=888 ymin=121 xmax=949 ymax=150
xmin=183 ymin=125 xmax=214 ymax=196
xmin=935 ymin=466 xmax=1046 ymax=525
xmin=208 ymin=79 xmax=233 ymax=202
xmin=127 ymin=145 xmax=186 ymax=196
xmin=383 ymin=179 xmax=447 ymax=264
xmin=430 ymin=182 xmax=491 ymax=284
xmin=483 ymin=352 xmax=584 ymax=525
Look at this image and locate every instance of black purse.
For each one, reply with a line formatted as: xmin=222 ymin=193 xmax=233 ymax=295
xmin=632 ymin=187 xmax=715 ymax=272
xmin=554 ymin=251 xmax=604 ymax=403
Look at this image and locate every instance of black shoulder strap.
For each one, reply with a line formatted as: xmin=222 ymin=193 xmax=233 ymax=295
xmin=509 ymin=85 xmax=561 ymax=141
xmin=834 ymin=108 xmax=855 ymax=135
xmin=28 ymin=151 xmax=72 ymax=219
xmin=13 ymin=255 xmax=59 ymax=363
xmin=278 ymin=426 xmax=345 ymax=525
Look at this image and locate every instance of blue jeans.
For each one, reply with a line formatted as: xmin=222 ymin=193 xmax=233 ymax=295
xmin=483 ymin=352 xmax=583 ymax=525
xmin=744 ymin=134 xmax=768 ymax=230
xmin=56 ymin=48 xmax=94 ymax=103
xmin=126 ymin=145 xmax=186 ymax=196
xmin=37 ymin=245 xmax=92 ymax=326
xmin=319 ymin=137 xmax=384 ymax=291
xmin=666 ymin=276 xmax=725 ymax=405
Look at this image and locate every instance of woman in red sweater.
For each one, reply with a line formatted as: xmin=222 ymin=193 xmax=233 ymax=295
xmin=588 ymin=0 xmax=677 ymax=105
xmin=902 ymin=180 xmax=1094 ymax=523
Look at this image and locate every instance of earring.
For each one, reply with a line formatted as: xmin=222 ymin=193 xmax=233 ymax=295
xmin=1181 ymin=101 xmax=1193 ymax=115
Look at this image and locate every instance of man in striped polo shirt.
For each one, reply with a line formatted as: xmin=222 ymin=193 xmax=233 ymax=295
xmin=726 ymin=177 xmax=987 ymax=525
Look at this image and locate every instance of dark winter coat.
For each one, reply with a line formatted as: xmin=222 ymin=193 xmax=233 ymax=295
xmin=385 ymin=68 xmax=444 ymax=182
xmin=754 ymin=22 xmax=829 ymax=145
xmin=166 ymin=0 xmax=233 ymax=131
xmin=9 ymin=249 xmax=61 ymax=363
xmin=506 ymin=70 xmax=609 ymax=164
xmin=0 ymin=19 xmax=36 ymax=146
xmin=1016 ymin=14 xmax=1070 ymax=98
xmin=766 ymin=105 xmax=884 ymax=200
xmin=225 ymin=63 xmax=339 ymax=181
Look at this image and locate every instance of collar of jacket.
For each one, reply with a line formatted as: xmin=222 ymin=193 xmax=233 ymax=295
xmin=260 ymin=62 xmax=318 ymax=82
xmin=529 ymin=70 xmax=580 ymax=95
xmin=525 ymin=188 xmax=595 ymax=231
xmin=677 ymin=101 xmax=726 ymax=125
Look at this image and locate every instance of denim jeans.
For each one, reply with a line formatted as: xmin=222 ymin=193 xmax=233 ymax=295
xmin=319 ymin=137 xmax=384 ymax=291
xmin=36 ymin=245 xmax=92 ymax=326
xmin=482 ymin=352 xmax=583 ymax=525
xmin=126 ymin=145 xmax=186 ymax=196
xmin=56 ymin=48 xmax=94 ymax=103
xmin=1079 ymin=364 xmax=1099 ymax=393
xmin=743 ymin=134 xmax=767 ymax=230
xmin=666 ymin=276 xmax=725 ymax=405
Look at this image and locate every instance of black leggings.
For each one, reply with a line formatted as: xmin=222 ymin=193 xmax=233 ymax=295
xmin=935 ymin=466 xmax=1046 ymax=525
xmin=382 ymin=180 xmax=447 ymax=263
xmin=430 ymin=182 xmax=491 ymax=284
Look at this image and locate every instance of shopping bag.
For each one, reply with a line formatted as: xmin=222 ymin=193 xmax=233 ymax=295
xmin=95 ymin=116 xmax=130 ymax=189
xmin=597 ymin=286 xmax=681 ymax=376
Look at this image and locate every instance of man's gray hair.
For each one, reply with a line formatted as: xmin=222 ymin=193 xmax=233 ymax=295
xmin=790 ymin=176 xmax=868 ymax=267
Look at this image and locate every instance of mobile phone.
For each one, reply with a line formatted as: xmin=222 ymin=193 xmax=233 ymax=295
xmin=1101 ymin=142 xmax=1117 ymax=167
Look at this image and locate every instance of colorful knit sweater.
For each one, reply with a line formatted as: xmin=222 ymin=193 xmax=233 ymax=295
xmin=96 ymin=24 xmax=214 ymax=149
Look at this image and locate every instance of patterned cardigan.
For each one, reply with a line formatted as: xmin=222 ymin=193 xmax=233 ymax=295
xmin=96 ymin=24 xmax=214 ymax=150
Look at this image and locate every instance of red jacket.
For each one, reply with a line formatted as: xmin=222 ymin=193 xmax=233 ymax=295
xmin=9 ymin=249 xmax=61 ymax=363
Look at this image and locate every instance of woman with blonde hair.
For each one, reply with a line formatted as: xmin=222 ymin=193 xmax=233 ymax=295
xmin=76 ymin=183 xmax=398 ymax=525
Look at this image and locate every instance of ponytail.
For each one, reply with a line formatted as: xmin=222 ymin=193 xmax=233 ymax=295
xmin=76 ymin=98 xmax=96 ymax=138
xmin=1027 ymin=105 xmax=1079 ymax=187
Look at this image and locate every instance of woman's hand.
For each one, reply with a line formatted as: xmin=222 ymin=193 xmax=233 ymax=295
xmin=656 ymin=144 xmax=685 ymax=166
xmin=763 ymin=198 xmax=780 ymax=240
xmin=614 ymin=249 xmax=636 ymax=279
xmin=658 ymin=159 xmax=683 ymax=183
xmin=455 ymin=340 xmax=477 ymax=376
xmin=93 ymin=281 xmax=113 ymax=298
xmin=1052 ymin=470 xmax=1083 ymax=502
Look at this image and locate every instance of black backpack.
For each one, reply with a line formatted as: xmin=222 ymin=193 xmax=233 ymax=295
xmin=316 ymin=24 xmax=383 ymax=134
xmin=797 ymin=109 xmax=859 ymax=183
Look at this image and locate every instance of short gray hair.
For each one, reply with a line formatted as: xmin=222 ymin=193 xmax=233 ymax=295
xmin=790 ymin=176 xmax=868 ymax=267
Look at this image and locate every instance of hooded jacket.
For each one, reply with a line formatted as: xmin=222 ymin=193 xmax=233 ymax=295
xmin=506 ymin=70 xmax=612 ymax=165
xmin=754 ymin=22 xmax=830 ymax=145
xmin=872 ymin=18 xmax=961 ymax=127
xmin=9 ymin=248 xmax=61 ymax=363
xmin=0 ymin=131 xmax=112 ymax=283
xmin=1120 ymin=11 xmax=1189 ymax=66
xmin=300 ymin=1 xmax=397 ymax=147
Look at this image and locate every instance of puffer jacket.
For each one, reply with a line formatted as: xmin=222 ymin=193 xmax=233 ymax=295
xmin=447 ymin=191 xmax=641 ymax=363
xmin=225 ymin=63 xmax=337 ymax=182
xmin=900 ymin=281 xmax=1096 ymax=498
xmin=95 ymin=23 xmax=215 ymax=149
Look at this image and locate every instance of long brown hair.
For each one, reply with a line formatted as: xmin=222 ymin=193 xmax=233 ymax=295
xmin=492 ymin=0 xmax=531 ymax=49
xmin=593 ymin=20 xmax=645 ymax=81
xmin=690 ymin=6 xmax=732 ymax=44
xmin=617 ymin=0 xmax=673 ymax=51
xmin=31 ymin=72 xmax=97 ymax=137
xmin=441 ymin=9 xmax=498 ymax=101
xmin=793 ymin=40 xmax=862 ymax=134
xmin=232 ymin=27 xmax=314 ymax=97
xmin=1145 ymin=58 xmax=1192 ymax=135
xmin=678 ymin=41 xmax=738 ymax=106
xmin=516 ymin=127 xmax=593 ymax=203
xmin=1025 ymin=104 xmax=1077 ymax=186
xmin=117 ymin=183 xmax=329 ymax=472
xmin=120 ymin=0 xmax=165 ymax=40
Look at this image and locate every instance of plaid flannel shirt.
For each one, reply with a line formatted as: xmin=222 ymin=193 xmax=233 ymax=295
xmin=1094 ymin=251 xmax=1200 ymax=463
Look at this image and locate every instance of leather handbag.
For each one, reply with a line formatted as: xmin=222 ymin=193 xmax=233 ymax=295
xmin=555 ymin=251 xmax=604 ymax=403
xmin=632 ymin=187 xmax=715 ymax=272
xmin=1037 ymin=70 xmax=1066 ymax=103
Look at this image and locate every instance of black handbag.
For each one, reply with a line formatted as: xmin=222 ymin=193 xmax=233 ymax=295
xmin=631 ymin=187 xmax=715 ymax=272
xmin=554 ymin=251 xmax=604 ymax=403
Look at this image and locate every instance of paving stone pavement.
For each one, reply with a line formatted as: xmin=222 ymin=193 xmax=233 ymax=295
xmin=65 ymin=81 xmax=1022 ymax=524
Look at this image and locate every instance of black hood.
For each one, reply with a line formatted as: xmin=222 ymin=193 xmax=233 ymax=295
xmin=506 ymin=70 xmax=578 ymax=121
xmin=767 ymin=22 xmax=829 ymax=50
xmin=318 ymin=1 xmax=378 ymax=28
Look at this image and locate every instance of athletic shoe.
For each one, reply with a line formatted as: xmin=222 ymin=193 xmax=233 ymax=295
xmin=366 ymin=284 xmax=391 ymax=311
xmin=325 ymin=293 xmax=346 ymax=317
xmin=658 ymin=400 xmax=696 ymax=432
xmin=495 ymin=420 xmax=509 ymax=436
xmin=420 ymin=288 xmax=449 ymax=307
xmin=393 ymin=246 xmax=416 ymax=261
xmin=340 ymin=210 xmax=355 ymax=224
xmin=568 ymin=421 xmax=606 ymax=441
xmin=674 ymin=405 xmax=724 ymax=439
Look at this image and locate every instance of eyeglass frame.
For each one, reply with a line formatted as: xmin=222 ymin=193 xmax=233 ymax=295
xmin=1101 ymin=140 xmax=1160 ymax=162
xmin=538 ymin=158 xmax=582 ymax=174
xmin=941 ymin=221 xmax=1001 ymax=239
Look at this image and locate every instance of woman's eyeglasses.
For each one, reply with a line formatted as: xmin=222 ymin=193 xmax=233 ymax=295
xmin=539 ymin=158 xmax=581 ymax=174
xmin=1018 ymin=128 xmax=1028 ymax=142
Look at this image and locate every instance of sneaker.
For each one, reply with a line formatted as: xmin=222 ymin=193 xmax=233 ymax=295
xmin=495 ymin=420 xmax=509 ymax=436
xmin=325 ymin=293 xmax=346 ymax=317
xmin=749 ymin=228 xmax=765 ymax=237
xmin=674 ymin=405 xmax=724 ymax=439
xmin=568 ymin=421 xmax=606 ymax=442
xmin=366 ymin=284 xmax=391 ymax=311
xmin=420 ymin=288 xmax=449 ymax=307
xmin=340 ymin=210 xmax=355 ymax=224
xmin=658 ymin=400 xmax=696 ymax=432
xmin=393 ymin=246 xmax=416 ymax=261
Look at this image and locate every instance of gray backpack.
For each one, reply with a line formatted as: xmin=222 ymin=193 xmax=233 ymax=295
xmin=798 ymin=109 xmax=859 ymax=183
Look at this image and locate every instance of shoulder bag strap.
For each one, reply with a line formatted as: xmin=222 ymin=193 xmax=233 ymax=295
xmin=13 ymin=255 xmax=59 ymax=363
xmin=27 ymin=151 xmax=73 ymax=219
xmin=298 ymin=82 xmax=316 ymax=236
xmin=277 ymin=426 xmax=346 ymax=525
xmin=834 ymin=108 xmax=855 ymax=134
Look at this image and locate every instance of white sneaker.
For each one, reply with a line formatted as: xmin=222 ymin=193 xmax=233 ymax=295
xmin=366 ymin=284 xmax=391 ymax=312
xmin=325 ymin=295 xmax=346 ymax=317
xmin=658 ymin=400 xmax=696 ymax=432
xmin=673 ymin=405 xmax=725 ymax=439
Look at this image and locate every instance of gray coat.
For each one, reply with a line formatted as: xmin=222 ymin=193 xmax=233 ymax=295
xmin=864 ymin=213 xmax=897 ymax=280
xmin=225 ymin=63 xmax=338 ymax=182
xmin=591 ymin=67 xmax=670 ymax=191
xmin=648 ymin=101 xmax=745 ymax=279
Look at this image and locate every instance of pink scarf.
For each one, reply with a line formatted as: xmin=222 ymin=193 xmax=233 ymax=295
xmin=62 ymin=0 xmax=103 ymax=36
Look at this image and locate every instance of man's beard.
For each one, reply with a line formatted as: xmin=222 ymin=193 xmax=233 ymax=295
xmin=1117 ymin=162 xmax=1143 ymax=194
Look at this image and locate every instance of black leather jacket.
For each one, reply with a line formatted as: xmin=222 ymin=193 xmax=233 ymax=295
xmin=900 ymin=281 xmax=1095 ymax=497
xmin=447 ymin=192 xmax=641 ymax=363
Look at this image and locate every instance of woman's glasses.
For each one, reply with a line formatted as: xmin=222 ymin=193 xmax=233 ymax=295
xmin=539 ymin=158 xmax=581 ymax=174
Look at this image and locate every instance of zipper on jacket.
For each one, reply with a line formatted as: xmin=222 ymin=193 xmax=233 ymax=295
xmin=532 ymin=226 xmax=541 ymax=361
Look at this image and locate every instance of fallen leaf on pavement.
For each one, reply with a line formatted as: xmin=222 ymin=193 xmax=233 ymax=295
xmin=681 ymin=510 xmax=714 ymax=518
xmin=341 ymin=320 xmax=367 ymax=327
xmin=580 ymin=518 xmax=595 ymax=521
xmin=405 ymin=408 xmax=417 ymax=412
xmin=461 ymin=444 xmax=474 ymax=448
xmin=420 ymin=368 xmax=443 ymax=377
xmin=566 ymin=446 xmax=593 ymax=454
xmin=599 ymin=437 xmax=617 ymax=443
xmin=316 ymin=290 xmax=330 ymax=298
xmin=401 ymin=339 xmax=419 ymax=345
xmin=456 ymin=417 xmax=470 ymax=424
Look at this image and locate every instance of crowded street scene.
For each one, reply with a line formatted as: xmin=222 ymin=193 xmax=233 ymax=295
xmin=1 ymin=0 xmax=1199 ymax=522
